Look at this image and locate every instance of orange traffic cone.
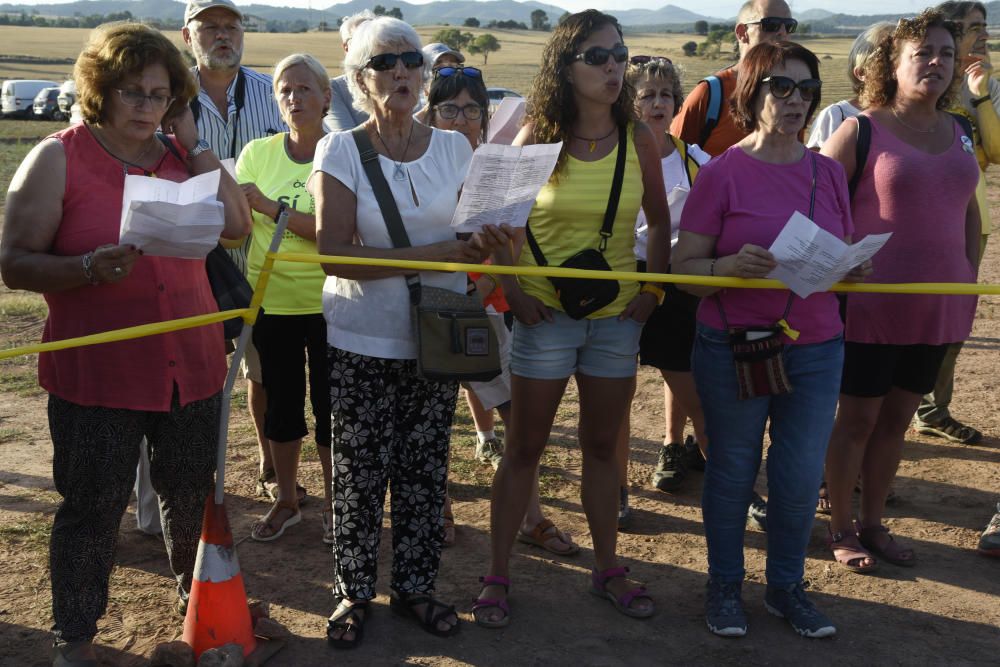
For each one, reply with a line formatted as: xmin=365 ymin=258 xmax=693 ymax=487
xmin=182 ymin=497 xmax=257 ymax=658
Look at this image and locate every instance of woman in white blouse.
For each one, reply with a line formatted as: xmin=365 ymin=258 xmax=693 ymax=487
xmin=309 ymin=16 xmax=506 ymax=649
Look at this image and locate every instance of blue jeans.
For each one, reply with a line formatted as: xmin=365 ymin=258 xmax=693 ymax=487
xmin=693 ymin=323 xmax=843 ymax=586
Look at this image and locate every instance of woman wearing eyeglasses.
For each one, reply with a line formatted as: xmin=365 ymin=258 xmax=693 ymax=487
xmin=473 ymin=9 xmax=669 ymax=627
xmin=617 ymin=56 xmax=711 ymax=521
xmin=310 ymin=17 xmax=508 ymax=648
xmin=426 ymin=66 xmax=581 ymax=557
xmin=821 ymin=10 xmax=980 ymax=575
xmin=0 ymin=23 xmax=250 ymax=663
xmin=673 ymin=41 xmax=865 ymax=639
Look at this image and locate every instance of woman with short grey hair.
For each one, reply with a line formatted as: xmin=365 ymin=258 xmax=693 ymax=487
xmin=310 ymin=15 xmax=508 ymax=649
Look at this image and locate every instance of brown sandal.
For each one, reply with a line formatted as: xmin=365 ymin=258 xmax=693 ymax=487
xmin=857 ymin=523 xmax=916 ymax=567
xmin=827 ymin=527 xmax=878 ymax=573
xmin=517 ymin=519 xmax=579 ymax=556
xmin=251 ymin=499 xmax=301 ymax=542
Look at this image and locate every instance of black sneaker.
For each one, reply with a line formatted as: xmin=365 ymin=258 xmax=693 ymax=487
xmin=682 ymin=435 xmax=705 ymax=472
xmin=705 ymin=579 xmax=747 ymax=637
xmin=747 ymin=492 xmax=768 ymax=532
xmin=765 ymin=582 xmax=836 ymax=638
xmin=652 ymin=442 xmax=687 ymax=492
xmin=617 ymin=486 xmax=632 ymax=531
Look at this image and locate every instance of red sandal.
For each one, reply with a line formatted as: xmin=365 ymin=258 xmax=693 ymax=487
xmin=472 ymin=575 xmax=510 ymax=628
xmin=827 ymin=527 xmax=878 ymax=573
xmin=589 ymin=566 xmax=655 ymax=619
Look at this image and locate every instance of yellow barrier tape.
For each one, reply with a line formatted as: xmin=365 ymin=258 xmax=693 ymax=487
xmin=0 ymin=309 xmax=250 ymax=362
xmin=272 ymin=252 xmax=1000 ymax=296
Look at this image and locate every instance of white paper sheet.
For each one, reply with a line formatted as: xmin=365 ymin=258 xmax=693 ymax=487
xmin=486 ymin=97 xmax=526 ymax=145
xmin=119 ymin=169 xmax=225 ymax=258
xmin=767 ymin=211 xmax=891 ymax=298
xmin=451 ymin=142 xmax=561 ymax=233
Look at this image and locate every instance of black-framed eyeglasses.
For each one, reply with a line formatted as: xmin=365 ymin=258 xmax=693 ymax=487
xmin=745 ymin=17 xmax=798 ymax=34
xmin=434 ymin=66 xmax=483 ymax=79
xmin=115 ymin=88 xmax=175 ymax=110
xmin=365 ymin=51 xmax=424 ymax=71
xmin=435 ymin=103 xmax=484 ymax=120
xmin=761 ymin=76 xmax=821 ymax=101
xmin=573 ymin=44 xmax=629 ymax=66
xmin=629 ymin=55 xmax=673 ymax=66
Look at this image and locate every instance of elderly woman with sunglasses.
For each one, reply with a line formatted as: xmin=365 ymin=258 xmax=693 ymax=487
xmin=0 ymin=23 xmax=250 ymax=663
xmin=674 ymin=41 xmax=867 ymax=639
xmin=474 ymin=10 xmax=669 ymax=628
xmin=310 ymin=16 xmax=508 ymax=649
xmin=821 ymin=10 xmax=980 ymax=575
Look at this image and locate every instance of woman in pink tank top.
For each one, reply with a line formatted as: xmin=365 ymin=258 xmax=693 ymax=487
xmin=821 ymin=10 xmax=981 ymax=575
xmin=0 ymin=24 xmax=249 ymax=662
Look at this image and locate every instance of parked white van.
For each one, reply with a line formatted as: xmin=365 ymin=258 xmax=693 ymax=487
xmin=2 ymin=79 xmax=59 ymax=118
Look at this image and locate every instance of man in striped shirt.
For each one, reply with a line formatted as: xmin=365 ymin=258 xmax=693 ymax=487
xmin=182 ymin=0 xmax=286 ymax=503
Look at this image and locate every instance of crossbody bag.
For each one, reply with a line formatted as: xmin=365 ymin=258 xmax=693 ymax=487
xmin=717 ymin=151 xmax=817 ymax=400
xmin=351 ymin=127 xmax=501 ymax=382
xmin=524 ymin=124 xmax=627 ymax=320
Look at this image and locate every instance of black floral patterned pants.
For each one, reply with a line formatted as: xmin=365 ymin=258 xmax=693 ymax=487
xmin=47 ymin=389 xmax=220 ymax=643
xmin=327 ymin=347 xmax=457 ymax=602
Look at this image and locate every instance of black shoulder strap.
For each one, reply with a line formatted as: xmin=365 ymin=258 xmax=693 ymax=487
xmin=351 ymin=127 xmax=422 ymax=302
xmin=190 ymin=97 xmax=201 ymax=125
xmin=525 ymin=124 xmax=628 ymax=266
xmin=849 ymin=114 xmax=871 ymax=199
xmin=949 ymin=111 xmax=974 ymax=141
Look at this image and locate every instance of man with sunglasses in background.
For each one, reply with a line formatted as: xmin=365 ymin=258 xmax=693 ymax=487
xmin=671 ymin=0 xmax=795 ymax=157
xmin=670 ymin=0 xmax=795 ymax=534
xmin=325 ymin=10 xmax=374 ymax=132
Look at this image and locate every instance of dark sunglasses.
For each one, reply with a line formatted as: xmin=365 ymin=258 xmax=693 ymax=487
xmin=365 ymin=51 xmax=424 ymax=71
xmin=745 ymin=17 xmax=798 ymax=34
xmin=573 ymin=44 xmax=629 ymax=66
xmin=434 ymin=66 xmax=483 ymax=79
xmin=629 ymin=55 xmax=673 ymax=66
xmin=762 ymin=75 xmax=822 ymax=101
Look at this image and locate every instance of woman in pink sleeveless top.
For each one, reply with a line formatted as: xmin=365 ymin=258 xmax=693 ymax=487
xmin=821 ymin=10 xmax=980 ymax=574
xmin=0 ymin=23 xmax=249 ymax=663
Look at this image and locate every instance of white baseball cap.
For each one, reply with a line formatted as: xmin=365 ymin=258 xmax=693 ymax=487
xmin=422 ymin=43 xmax=465 ymax=67
xmin=185 ymin=0 xmax=243 ymax=25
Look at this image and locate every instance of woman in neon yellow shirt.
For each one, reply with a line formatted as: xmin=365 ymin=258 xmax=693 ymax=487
xmin=235 ymin=54 xmax=333 ymax=543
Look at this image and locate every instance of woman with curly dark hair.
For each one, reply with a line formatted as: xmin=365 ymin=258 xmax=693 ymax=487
xmin=472 ymin=9 xmax=669 ymax=627
xmin=821 ymin=10 xmax=980 ymax=574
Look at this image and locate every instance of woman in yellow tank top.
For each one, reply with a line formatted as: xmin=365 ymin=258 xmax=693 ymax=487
xmin=473 ymin=9 xmax=670 ymax=627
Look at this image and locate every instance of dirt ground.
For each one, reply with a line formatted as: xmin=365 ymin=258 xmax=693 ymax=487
xmin=1 ymin=196 xmax=999 ymax=667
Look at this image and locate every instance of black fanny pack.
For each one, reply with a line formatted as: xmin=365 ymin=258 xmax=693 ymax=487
xmin=525 ymin=125 xmax=627 ymax=320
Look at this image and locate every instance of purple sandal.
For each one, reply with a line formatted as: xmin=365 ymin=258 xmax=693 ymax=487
xmin=589 ymin=566 xmax=655 ymax=619
xmin=472 ymin=575 xmax=510 ymax=628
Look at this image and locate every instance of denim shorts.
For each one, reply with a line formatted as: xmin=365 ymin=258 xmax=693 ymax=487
xmin=509 ymin=308 xmax=642 ymax=380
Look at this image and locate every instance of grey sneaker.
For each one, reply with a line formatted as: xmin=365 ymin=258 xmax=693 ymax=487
xmin=617 ymin=486 xmax=632 ymax=531
xmin=682 ymin=435 xmax=705 ymax=472
xmin=705 ymin=579 xmax=747 ymax=637
xmin=652 ymin=442 xmax=687 ymax=492
xmin=978 ymin=502 xmax=1000 ymax=557
xmin=747 ymin=492 xmax=768 ymax=532
xmin=53 ymin=640 xmax=98 ymax=667
xmin=764 ymin=582 xmax=836 ymax=638
xmin=475 ymin=437 xmax=504 ymax=470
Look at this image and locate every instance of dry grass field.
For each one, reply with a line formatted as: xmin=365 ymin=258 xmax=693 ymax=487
xmin=0 ymin=25 xmax=859 ymax=104
xmin=1 ymin=23 xmax=998 ymax=667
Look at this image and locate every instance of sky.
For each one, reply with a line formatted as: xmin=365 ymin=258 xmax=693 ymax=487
xmin=21 ymin=0 xmax=938 ymax=18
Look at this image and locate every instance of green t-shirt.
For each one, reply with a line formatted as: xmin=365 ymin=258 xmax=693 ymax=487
xmin=236 ymin=133 xmax=325 ymax=315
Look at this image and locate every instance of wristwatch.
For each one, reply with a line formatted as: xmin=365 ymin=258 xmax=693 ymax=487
xmin=640 ymin=283 xmax=666 ymax=306
xmin=187 ymin=139 xmax=211 ymax=160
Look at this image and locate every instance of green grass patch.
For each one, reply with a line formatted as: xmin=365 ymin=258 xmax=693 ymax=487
xmin=0 ymin=426 xmax=26 ymax=443
xmin=0 ymin=293 xmax=47 ymax=319
xmin=0 ymin=515 xmax=52 ymax=552
xmin=0 ymin=359 xmax=43 ymax=397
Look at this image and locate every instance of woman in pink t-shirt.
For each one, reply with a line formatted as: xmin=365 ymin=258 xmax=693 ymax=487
xmin=674 ymin=41 xmax=867 ymax=639
xmin=821 ymin=11 xmax=980 ymax=574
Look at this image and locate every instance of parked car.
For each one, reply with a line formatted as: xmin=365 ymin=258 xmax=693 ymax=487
xmin=33 ymin=87 xmax=61 ymax=120
xmin=2 ymin=79 xmax=59 ymax=118
xmin=487 ymin=87 xmax=523 ymax=114
xmin=57 ymin=80 xmax=76 ymax=120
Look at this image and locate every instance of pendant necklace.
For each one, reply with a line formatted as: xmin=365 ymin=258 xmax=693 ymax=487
xmin=375 ymin=122 xmax=414 ymax=181
xmin=891 ymin=107 xmax=936 ymax=134
xmin=90 ymin=124 xmax=159 ymax=175
xmin=573 ymin=125 xmax=616 ymax=152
